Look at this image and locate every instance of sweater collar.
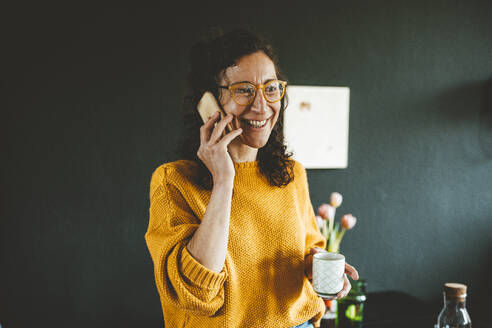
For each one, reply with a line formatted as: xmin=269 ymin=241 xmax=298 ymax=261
xmin=233 ymin=161 xmax=258 ymax=169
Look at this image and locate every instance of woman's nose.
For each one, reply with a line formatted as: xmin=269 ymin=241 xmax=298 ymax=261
xmin=250 ymin=89 xmax=268 ymax=113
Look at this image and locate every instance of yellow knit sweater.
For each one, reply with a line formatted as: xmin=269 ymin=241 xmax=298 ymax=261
xmin=145 ymin=159 xmax=326 ymax=328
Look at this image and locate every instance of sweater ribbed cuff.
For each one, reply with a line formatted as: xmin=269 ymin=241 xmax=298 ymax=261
xmin=181 ymin=246 xmax=228 ymax=290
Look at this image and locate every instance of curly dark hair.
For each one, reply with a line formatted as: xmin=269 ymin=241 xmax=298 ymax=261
xmin=175 ymin=28 xmax=295 ymax=190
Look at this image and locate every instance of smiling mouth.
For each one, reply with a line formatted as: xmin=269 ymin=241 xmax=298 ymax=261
xmin=241 ymin=118 xmax=270 ymax=129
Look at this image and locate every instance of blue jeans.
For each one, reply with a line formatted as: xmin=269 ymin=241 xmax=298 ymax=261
xmin=290 ymin=321 xmax=314 ymax=328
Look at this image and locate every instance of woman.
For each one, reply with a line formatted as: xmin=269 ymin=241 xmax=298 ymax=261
xmin=145 ymin=28 xmax=358 ymax=328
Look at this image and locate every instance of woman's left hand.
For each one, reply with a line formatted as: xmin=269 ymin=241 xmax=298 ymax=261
xmin=305 ymin=247 xmax=359 ymax=300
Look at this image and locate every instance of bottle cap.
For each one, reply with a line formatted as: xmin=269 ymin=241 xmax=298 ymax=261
xmin=444 ymin=283 xmax=467 ymax=300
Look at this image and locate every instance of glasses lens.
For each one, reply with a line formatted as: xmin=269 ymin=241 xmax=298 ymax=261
xmin=264 ymin=80 xmax=285 ymax=102
xmin=231 ymin=82 xmax=256 ymax=105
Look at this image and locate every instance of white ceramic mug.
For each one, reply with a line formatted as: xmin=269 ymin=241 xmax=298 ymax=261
xmin=312 ymin=252 xmax=345 ymax=298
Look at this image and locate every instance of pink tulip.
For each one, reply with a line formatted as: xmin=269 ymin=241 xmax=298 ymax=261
xmin=330 ymin=192 xmax=343 ymax=208
xmin=340 ymin=214 xmax=357 ymax=230
xmin=318 ymin=204 xmax=335 ymax=220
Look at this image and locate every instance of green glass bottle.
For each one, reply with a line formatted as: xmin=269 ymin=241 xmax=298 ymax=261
xmin=336 ymin=279 xmax=367 ymax=328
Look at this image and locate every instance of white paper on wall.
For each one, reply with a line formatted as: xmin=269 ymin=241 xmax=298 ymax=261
xmin=283 ymin=86 xmax=350 ymax=169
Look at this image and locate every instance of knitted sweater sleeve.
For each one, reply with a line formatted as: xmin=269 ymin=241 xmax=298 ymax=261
xmin=144 ymin=165 xmax=228 ymax=316
xmin=297 ymin=163 xmax=327 ymax=256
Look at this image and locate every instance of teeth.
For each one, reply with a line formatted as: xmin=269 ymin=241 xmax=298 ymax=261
xmin=246 ymin=119 xmax=267 ymax=127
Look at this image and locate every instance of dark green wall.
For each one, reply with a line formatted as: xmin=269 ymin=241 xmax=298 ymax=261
xmin=1 ymin=0 xmax=491 ymax=327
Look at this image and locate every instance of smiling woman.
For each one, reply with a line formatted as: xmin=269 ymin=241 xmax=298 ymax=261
xmin=144 ymin=28 xmax=358 ymax=328
xmin=177 ymin=28 xmax=294 ymax=190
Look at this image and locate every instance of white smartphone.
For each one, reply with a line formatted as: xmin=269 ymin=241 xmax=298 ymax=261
xmin=197 ymin=91 xmax=232 ymax=134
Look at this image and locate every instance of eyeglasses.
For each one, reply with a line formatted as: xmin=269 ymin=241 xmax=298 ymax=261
xmin=218 ymin=79 xmax=287 ymax=106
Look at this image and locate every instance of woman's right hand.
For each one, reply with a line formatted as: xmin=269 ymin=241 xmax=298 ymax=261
xmin=197 ymin=111 xmax=243 ymax=183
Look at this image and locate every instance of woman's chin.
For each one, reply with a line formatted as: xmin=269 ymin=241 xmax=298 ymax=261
xmin=240 ymin=135 xmax=269 ymax=149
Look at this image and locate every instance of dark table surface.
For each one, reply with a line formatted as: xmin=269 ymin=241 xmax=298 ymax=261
xmin=321 ymin=291 xmax=485 ymax=328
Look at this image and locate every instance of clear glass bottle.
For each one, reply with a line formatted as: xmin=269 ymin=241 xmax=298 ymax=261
xmin=437 ymin=283 xmax=472 ymax=328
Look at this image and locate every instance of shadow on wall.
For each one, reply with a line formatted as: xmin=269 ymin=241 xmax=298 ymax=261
xmin=433 ymin=79 xmax=491 ymax=162
xmin=470 ymin=245 xmax=492 ymax=324
xmin=479 ymin=78 xmax=492 ymax=158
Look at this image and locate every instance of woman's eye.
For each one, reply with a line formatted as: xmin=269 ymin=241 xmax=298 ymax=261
xmin=236 ymin=88 xmax=254 ymax=95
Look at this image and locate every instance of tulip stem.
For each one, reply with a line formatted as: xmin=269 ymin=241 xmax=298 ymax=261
xmin=336 ymin=228 xmax=346 ymax=245
xmin=328 ymin=208 xmax=336 ymax=234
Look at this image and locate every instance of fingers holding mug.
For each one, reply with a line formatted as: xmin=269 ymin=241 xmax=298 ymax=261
xmin=336 ymin=274 xmax=351 ymax=299
xmin=345 ymin=262 xmax=359 ymax=281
